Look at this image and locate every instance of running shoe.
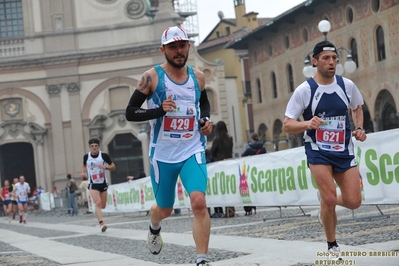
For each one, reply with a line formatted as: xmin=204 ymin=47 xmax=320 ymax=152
xmin=317 ymin=191 xmax=323 ymax=226
xmin=8 ymin=218 xmax=11 ymax=224
xmin=146 ymin=230 xmax=163 ymax=255
xmin=100 ymin=223 xmax=107 ymax=232
xmin=328 ymin=245 xmax=342 ymax=260
xmin=197 ymin=260 xmax=211 ymax=266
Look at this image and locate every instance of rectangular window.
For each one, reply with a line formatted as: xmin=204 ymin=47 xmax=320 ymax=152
xmin=0 ymin=0 xmax=24 ymax=38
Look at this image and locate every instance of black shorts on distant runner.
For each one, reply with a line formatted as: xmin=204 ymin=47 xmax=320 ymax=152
xmin=89 ymin=183 xmax=108 ymax=192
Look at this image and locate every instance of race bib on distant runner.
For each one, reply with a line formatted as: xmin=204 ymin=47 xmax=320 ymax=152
xmin=162 ymin=105 xmax=196 ymax=140
xmin=316 ymin=119 xmax=345 ymax=151
xmin=91 ymin=169 xmax=105 ymax=183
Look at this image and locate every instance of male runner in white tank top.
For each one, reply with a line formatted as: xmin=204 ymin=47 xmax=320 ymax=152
xmin=125 ymin=26 xmax=213 ymax=266
xmin=80 ymin=138 xmax=116 ymax=232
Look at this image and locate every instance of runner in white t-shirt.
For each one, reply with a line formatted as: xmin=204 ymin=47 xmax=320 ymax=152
xmin=13 ymin=175 xmax=31 ymax=224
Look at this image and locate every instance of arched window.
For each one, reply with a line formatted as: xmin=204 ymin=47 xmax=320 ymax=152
xmin=302 ymin=28 xmax=308 ymax=43
xmin=257 ymin=78 xmax=262 ymax=103
xmin=287 ymin=64 xmax=294 ymax=92
xmin=376 ymin=26 xmax=386 ymax=61
xmin=350 ymin=38 xmax=359 ymax=68
xmin=346 ymin=7 xmax=354 ymax=24
xmin=272 ymin=72 xmax=277 ymax=98
xmin=372 ymin=0 xmax=380 ymax=13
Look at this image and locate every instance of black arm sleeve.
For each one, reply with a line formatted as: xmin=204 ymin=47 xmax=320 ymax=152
xmin=125 ymin=90 xmax=166 ymax=121
xmin=101 ymin=153 xmax=113 ymax=165
xmin=199 ymin=89 xmax=210 ymax=118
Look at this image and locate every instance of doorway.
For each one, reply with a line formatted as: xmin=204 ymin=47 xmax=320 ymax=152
xmin=107 ymin=133 xmax=144 ymax=184
xmin=0 ymin=142 xmax=36 ymax=188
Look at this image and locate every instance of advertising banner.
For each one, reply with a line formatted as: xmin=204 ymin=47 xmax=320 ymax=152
xmin=87 ymin=129 xmax=399 ymax=213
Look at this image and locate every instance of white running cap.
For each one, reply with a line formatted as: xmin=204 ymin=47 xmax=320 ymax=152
xmin=161 ymin=26 xmax=190 ymax=45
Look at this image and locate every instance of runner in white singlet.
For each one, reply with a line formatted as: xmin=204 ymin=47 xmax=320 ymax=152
xmin=13 ymin=175 xmax=31 ymax=224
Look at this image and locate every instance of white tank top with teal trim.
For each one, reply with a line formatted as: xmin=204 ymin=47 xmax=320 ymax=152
xmin=146 ymin=65 xmax=206 ymax=163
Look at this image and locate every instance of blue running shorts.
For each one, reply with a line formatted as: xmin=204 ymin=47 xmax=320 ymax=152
xmin=3 ymin=200 xmax=12 ymax=205
xmin=305 ymin=149 xmax=357 ymax=173
xmin=17 ymin=200 xmax=28 ymax=205
xmin=150 ymin=152 xmax=207 ymax=208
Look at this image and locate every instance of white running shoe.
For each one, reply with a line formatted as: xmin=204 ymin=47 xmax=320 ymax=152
xmin=100 ymin=223 xmax=107 ymax=232
xmin=317 ymin=191 xmax=323 ymax=226
xmin=8 ymin=218 xmax=11 ymax=224
xmin=328 ymin=245 xmax=342 ymax=260
xmin=146 ymin=230 xmax=163 ymax=255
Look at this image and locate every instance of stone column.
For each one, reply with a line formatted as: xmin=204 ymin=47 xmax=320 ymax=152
xmin=36 ymin=138 xmax=47 ymax=190
xmin=141 ymin=137 xmax=150 ymax=175
xmin=46 ymin=84 xmax=67 ymax=179
xmin=67 ymin=83 xmax=85 ymax=172
xmin=30 ymin=123 xmax=48 ymax=191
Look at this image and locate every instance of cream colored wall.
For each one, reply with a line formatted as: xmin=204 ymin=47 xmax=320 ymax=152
xmin=201 ymin=49 xmax=236 ymax=77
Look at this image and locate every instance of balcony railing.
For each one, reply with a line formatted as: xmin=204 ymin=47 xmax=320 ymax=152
xmin=0 ymin=38 xmax=25 ymax=57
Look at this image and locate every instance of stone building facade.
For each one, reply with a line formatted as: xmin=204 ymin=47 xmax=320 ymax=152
xmin=227 ymin=0 xmax=399 ymax=150
xmin=0 ymin=0 xmax=227 ymax=190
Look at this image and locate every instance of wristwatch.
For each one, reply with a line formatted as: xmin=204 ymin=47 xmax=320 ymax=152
xmin=201 ymin=117 xmax=211 ymax=127
xmin=356 ymin=127 xmax=365 ymax=132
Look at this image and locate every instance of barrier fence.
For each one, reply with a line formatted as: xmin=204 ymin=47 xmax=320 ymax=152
xmin=38 ymin=189 xmax=72 ymax=216
xmin=81 ymin=129 xmax=399 ymax=218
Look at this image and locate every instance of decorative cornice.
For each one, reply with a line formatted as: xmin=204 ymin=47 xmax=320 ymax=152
xmin=29 ymin=122 xmax=47 ymax=145
xmin=66 ymin=82 xmax=80 ymax=94
xmin=108 ymin=109 xmax=127 ymax=128
xmin=46 ymin=84 xmax=62 ymax=96
xmin=0 ymin=120 xmax=30 ymax=140
xmin=0 ymin=45 xmax=160 ymax=70
xmin=87 ymin=114 xmax=108 ymax=139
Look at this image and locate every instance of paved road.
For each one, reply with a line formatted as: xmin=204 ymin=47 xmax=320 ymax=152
xmin=0 ymin=205 xmax=398 ymax=265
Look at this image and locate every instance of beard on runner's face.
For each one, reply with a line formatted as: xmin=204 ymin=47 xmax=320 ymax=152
xmin=165 ymin=52 xmax=188 ymax=68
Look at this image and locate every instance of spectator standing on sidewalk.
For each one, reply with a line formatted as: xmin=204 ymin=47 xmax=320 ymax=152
xmin=241 ymin=133 xmax=266 ymax=157
xmin=210 ymin=121 xmax=234 ymax=218
xmin=66 ymin=174 xmax=79 ymax=216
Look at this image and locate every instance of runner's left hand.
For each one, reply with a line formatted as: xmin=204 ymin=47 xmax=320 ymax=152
xmin=200 ymin=120 xmax=212 ymax=136
xmin=352 ymin=129 xmax=367 ymax=142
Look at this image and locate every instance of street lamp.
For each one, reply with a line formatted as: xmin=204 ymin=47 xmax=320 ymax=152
xmin=303 ymin=20 xmax=357 ymax=78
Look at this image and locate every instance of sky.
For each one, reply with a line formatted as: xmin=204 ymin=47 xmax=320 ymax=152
xmin=196 ymin=0 xmax=305 ymax=43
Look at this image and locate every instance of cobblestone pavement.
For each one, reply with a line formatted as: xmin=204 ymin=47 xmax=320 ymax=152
xmin=0 ymin=204 xmax=398 ymax=265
